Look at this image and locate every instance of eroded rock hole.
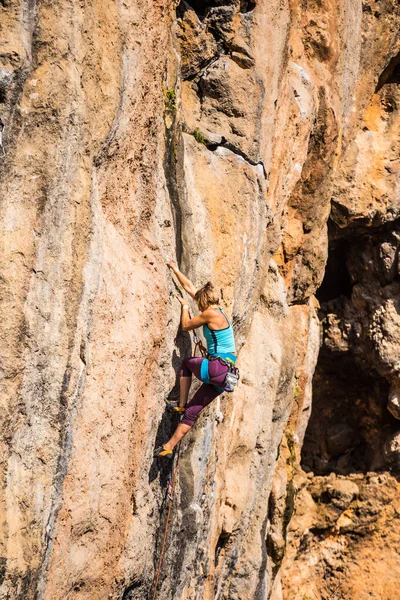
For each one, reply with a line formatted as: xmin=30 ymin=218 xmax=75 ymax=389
xmin=240 ymin=0 xmax=256 ymax=12
xmin=376 ymin=52 xmax=400 ymax=91
xmin=72 ymin=581 xmax=85 ymax=592
xmin=214 ymin=531 xmax=231 ymax=566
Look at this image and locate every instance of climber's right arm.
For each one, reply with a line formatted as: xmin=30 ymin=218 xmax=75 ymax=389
xmin=167 ymin=261 xmax=196 ymax=298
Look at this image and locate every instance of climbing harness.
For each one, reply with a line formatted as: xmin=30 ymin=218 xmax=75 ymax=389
xmin=207 ymin=355 xmax=240 ymax=392
xmin=151 ymin=442 xmax=181 ymax=600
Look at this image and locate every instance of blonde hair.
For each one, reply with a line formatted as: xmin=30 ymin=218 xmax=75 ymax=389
xmin=194 ymin=281 xmax=220 ymax=312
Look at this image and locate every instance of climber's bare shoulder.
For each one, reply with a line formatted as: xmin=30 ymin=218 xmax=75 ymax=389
xmin=182 ymin=312 xmax=209 ymax=332
xmin=203 ymin=306 xmax=227 ymax=330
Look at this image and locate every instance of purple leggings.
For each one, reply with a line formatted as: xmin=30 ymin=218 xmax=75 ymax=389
xmin=179 ymin=357 xmax=228 ymax=427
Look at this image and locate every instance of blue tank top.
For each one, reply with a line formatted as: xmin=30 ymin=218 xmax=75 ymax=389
xmin=203 ymin=307 xmax=236 ymax=360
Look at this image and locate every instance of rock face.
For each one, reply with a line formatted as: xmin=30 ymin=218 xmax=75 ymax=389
xmin=0 ymin=1 xmax=399 ymax=600
xmin=275 ymin=1 xmax=400 ymax=595
xmin=281 ymin=472 xmax=400 ymax=600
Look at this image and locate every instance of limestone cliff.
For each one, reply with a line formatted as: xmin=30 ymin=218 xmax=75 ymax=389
xmin=0 ymin=1 xmax=399 ymax=599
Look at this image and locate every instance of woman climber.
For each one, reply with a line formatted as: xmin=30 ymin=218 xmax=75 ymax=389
xmin=153 ymin=262 xmax=237 ymax=458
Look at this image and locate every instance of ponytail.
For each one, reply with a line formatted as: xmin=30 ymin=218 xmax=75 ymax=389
xmin=194 ymin=281 xmax=220 ymax=312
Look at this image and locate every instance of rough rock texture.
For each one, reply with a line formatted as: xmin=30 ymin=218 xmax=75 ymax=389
xmin=276 ymin=1 xmax=400 ymax=596
xmin=282 ymin=472 xmax=400 ymax=600
xmin=0 ymin=1 xmax=399 ymax=600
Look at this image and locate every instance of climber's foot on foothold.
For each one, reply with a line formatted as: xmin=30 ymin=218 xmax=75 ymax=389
xmin=153 ymin=445 xmax=174 ymax=458
xmin=165 ymin=399 xmax=185 ymax=413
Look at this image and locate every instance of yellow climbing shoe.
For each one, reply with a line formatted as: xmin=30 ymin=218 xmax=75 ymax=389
xmin=164 ymin=399 xmax=185 ymax=413
xmin=153 ymin=445 xmax=173 ymax=458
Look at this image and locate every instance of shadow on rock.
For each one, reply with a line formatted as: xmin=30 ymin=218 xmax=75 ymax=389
xmin=148 ymin=408 xmax=182 ymax=486
xmin=148 ymin=327 xmax=192 ymax=484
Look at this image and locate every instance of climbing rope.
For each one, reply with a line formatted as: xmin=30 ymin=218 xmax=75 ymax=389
xmin=151 ymin=442 xmax=181 ymax=600
xmin=193 ymin=332 xmax=207 ymax=358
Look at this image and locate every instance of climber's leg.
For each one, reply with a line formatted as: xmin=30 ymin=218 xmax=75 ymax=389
xmin=179 ymin=377 xmax=191 ymax=408
xmin=207 ymin=358 xmax=229 ymax=387
xmin=162 ymin=383 xmax=220 ymax=453
xmin=162 ymin=423 xmax=192 ymax=451
xmin=179 ymin=357 xmax=203 ymax=407
xmin=156 ymin=360 xmax=226 ymax=456
xmin=181 ymin=383 xmax=220 ymax=427
xmin=166 ymin=357 xmax=205 ymax=412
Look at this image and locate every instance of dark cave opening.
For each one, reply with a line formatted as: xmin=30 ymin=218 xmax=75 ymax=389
xmin=178 ymin=0 xmax=227 ymax=19
xmin=301 ymin=349 xmax=392 ymax=475
xmin=303 ymin=221 xmax=400 ymax=477
xmin=239 ymin=0 xmax=256 ymax=12
xmin=316 ymin=239 xmax=353 ymax=303
xmin=178 ymin=0 xmax=256 ymax=19
xmin=376 ymin=51 xmax=400 ymax=91
xmin=385 ymin=62 xmax=400 ymax=85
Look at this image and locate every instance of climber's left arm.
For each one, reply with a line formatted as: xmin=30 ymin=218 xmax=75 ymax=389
xmin=177 ymin=297 xmax=208 ymax=331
